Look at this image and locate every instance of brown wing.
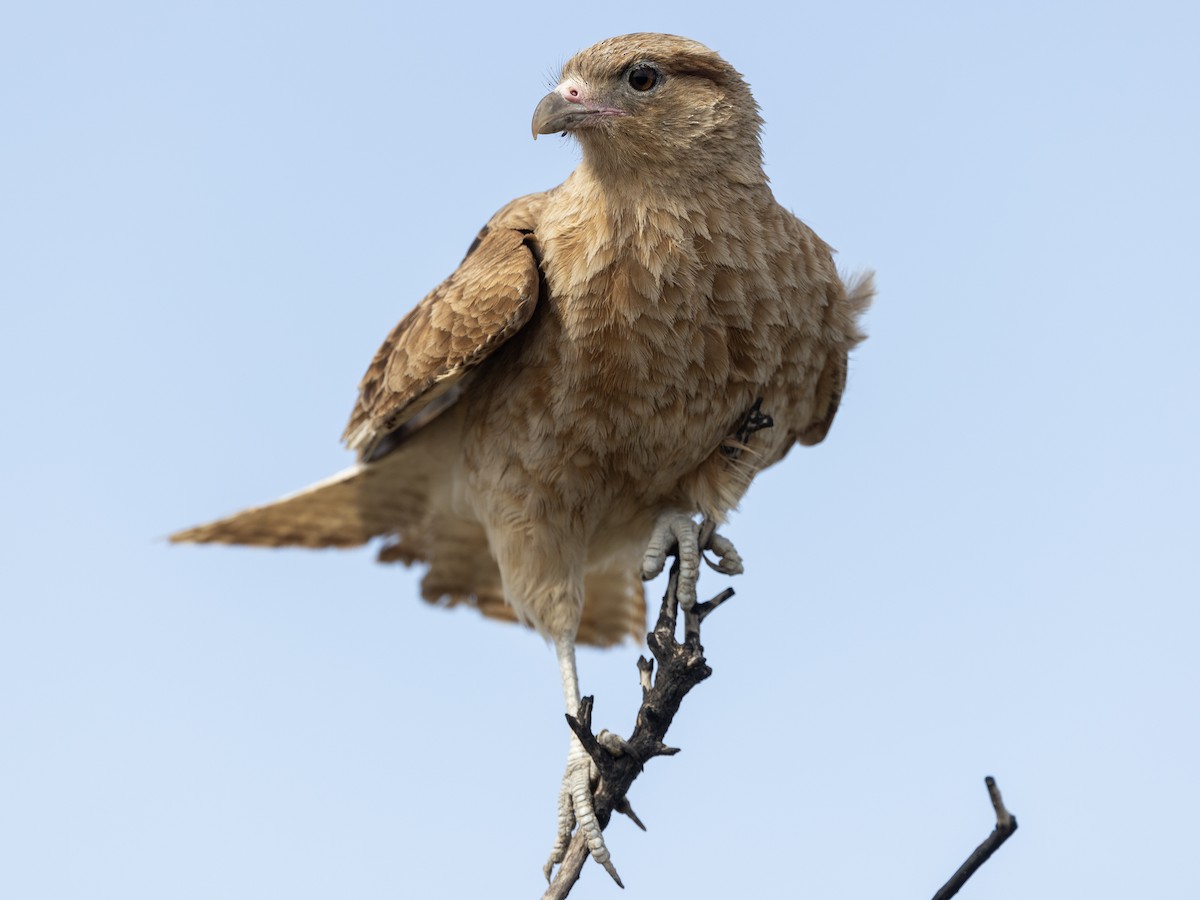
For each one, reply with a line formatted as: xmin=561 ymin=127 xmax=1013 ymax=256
xmin=343 ymin=222 xmax=542 ymax=460
xmin=798 ymin=270 xmax=874 ymax=446
xmin=797 ymin=351 xmax=847 ymax=446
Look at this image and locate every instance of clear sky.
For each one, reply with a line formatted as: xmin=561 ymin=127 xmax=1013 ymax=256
xmin=2 ymin=2 xmax=1197 ymax=898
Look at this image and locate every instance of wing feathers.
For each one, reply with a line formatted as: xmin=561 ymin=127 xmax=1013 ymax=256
xmin=797 ymin=270 xmax=874 ymax=446
xmin=343 ymin=225 xmax=542 ymax=459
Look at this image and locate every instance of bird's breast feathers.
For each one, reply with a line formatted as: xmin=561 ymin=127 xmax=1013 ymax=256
xmin=454 ymin=190 xmax=839 ymax=522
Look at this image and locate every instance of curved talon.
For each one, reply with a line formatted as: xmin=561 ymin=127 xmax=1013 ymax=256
xmin=642 ymin=512 xmax=743 ymax=611
xmin=601 ymin=857 xmax=624 ymax=887
xmin=545 ymin=737 xmax=620 ymax=885
xmin=642 ymin=512 xmax=702 ymax=609
xmin=704 ymin=531 xmax=743 ymax=575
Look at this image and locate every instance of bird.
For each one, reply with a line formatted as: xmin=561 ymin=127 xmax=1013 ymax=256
xmin=172 ymin=32 xmax=873 ymax=885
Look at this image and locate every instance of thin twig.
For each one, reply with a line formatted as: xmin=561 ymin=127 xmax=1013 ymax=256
xmin=931 ymin=776 xmax=1019 ymax=900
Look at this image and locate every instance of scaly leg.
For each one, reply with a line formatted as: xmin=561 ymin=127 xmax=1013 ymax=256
xmin=544 ymin=634 xmax=622 ymax=886
xmin=642 ymin=513 xmax=743 ymax=609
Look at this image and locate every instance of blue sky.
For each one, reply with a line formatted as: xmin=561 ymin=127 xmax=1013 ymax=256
xmin=2 ymin=2 xmax=1197 ymax=898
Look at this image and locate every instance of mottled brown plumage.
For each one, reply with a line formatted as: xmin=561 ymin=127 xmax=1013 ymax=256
xmin=173 ymin=33 xmax=873 ymax=877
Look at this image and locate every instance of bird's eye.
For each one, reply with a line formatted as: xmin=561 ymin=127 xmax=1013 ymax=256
xmin=628 ymin=66 xmax=658 ymax=92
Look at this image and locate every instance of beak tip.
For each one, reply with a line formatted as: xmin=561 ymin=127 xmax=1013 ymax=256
xmin=532 ymin=89 xmax=574 ymax=141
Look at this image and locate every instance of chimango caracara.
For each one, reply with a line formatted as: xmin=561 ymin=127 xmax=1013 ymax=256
xmin=174 ymin=32 xmax=873 ymax=884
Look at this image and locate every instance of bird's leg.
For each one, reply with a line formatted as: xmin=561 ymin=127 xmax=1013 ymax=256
xmin=641 ymin=513 xmax=744 ymax=610
xmin=544 ymin=634 xmax=623 ymax=886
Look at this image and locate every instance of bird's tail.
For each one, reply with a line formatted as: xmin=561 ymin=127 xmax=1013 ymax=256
xmin=170 ymin=458 xmax=413 ymax=549
xmin=171 ymin=457 xmax=647 ymax=647
xmin=841 ymin=268 xmax=876 ymax=342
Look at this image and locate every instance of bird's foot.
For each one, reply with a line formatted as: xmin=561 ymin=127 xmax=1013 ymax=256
xmin=544 ymin=735 xmax=625 ymax=886
xmin=641 ymin=513 xmax=743 ymax=609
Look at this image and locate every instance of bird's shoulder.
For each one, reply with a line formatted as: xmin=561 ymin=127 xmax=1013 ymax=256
xmin=342 ymin=191 xmax=551 ymax=460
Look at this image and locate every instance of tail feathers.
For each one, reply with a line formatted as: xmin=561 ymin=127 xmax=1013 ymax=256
xmin=170 ymin=462 xmax=410 ymax=549
xmin=172 ymin=460 xmax=648 ymax=646
xmin=842 ymin=269 xmax=876 ymax=343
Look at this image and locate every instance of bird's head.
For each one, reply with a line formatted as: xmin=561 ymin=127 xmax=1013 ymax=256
xmin=532 ymin=34 xmax=764 ymax=187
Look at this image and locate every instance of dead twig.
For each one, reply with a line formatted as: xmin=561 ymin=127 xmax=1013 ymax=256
xmin=931 ymin=776 xmax=1019 ymax=900
xmin=541 ymin=559 xmax=730 ymax=899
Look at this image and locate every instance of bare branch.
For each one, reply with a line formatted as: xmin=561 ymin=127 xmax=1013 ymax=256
xmin=542 ymin=571 xmax=1020 ymax=900
xmin=931 ymin=776 xmax=1019 ymax=900
xmin=541 ymin=555 xmax=731 ymax=899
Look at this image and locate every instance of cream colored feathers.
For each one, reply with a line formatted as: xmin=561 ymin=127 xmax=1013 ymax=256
xmin=174 ymin=33 xmax=872 ymax=877
xmin=174 ymin=33 xmax=871 ymax=645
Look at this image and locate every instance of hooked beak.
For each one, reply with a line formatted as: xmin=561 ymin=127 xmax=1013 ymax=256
xmin=531 ymin=88 xmax=627 ymax=138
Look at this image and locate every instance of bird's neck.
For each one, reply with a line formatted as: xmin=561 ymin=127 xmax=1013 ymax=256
xmin=576 ymin=147 xmax=765 ymax=196
xmin=565 ymin=158 xmax=766 ymax=222
xmin=537 ymin=166 xmax=774 ymax=332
